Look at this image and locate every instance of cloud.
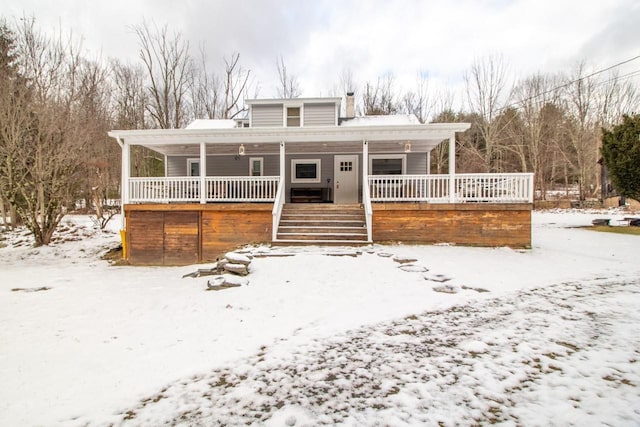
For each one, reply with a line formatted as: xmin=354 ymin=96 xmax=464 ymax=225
xmin=4 ymin=0 xmax=638 ymax=99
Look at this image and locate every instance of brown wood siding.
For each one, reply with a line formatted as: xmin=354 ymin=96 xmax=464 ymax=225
xmin=201 ymin=209 xmax=272 ymax=262
xmin=372 ymin=203 xmax=532 ymax=248
xmin=127 ymin=211 xmax=164 ymax=265
xmin=125 ymin=204 xmax=272 ymax=265
xmin=163 ymin=211 xmax=200 ymax=265
xmin=125 ymin=202 xmax=531 ymax=266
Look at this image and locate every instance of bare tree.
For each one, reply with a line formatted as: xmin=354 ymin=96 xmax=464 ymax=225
xmin=363 ymin=74 xmax=398 ymax=115
xmin=134 ymin=21 xmax=192 ymax=129
xmin=221 ymin=52 xmax=253 ymax=119
xmin=464 ymin=54 xmax=511 ymax=171
xmin=110 ymin=59 xmax=149 ymax=129
xmin=561 ymin=62 xmax=600 ymax=200
xmin=504 ymin=73 xmax=565 ymax=198
xmin=402 ymin=73 xmax=435 ymax=123
xmin=328 ymin=67 xmax=358 ymax=116
xmin=0 ymin=17 xmax=90 ymax=245
xmin=597 ymin=69 xmax=640 ymax=130
xmin=276 ymin=55 xmax=300 ymax=98
xmin=190 ymin=44 xmax=221 ymax=119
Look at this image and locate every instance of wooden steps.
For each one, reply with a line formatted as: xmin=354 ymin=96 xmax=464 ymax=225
xmin=273 ymin=203 xmax=369 ymax=245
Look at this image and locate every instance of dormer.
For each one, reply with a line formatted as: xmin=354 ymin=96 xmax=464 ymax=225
xmin=246 ymin=97 xmax=342 ymax=128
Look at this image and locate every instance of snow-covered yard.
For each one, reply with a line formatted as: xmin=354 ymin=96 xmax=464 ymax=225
xmin=1 ymin=210 xmax=639 ymax=426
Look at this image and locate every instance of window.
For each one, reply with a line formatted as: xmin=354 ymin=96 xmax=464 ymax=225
xmin=339 ymin=161 xmax=353 ymax=172
xmin=369 ymin=155 xmax=406 ymax=175
xmin=291 ymin=159 xmax=321 ymax=183
xmin=187 ymin=158 xmax=200 ymax=176
xmin=287 ymin=107 xmax=301 ymax=127
xmin=249 ymin=157 xmax=263 ymax=176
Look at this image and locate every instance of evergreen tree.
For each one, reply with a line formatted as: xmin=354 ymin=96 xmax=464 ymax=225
xmin=601 ymin=114 xmax=640 ymax=202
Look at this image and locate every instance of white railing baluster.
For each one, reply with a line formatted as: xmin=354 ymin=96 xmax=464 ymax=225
xmin=367 ymin=173 xmax=533 ymax=203
xmin=128 ymin=176 xmax=278 ymax=203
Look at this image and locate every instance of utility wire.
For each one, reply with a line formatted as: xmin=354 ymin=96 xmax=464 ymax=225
xmin=499 ymin=54 xmax=640 ymax=111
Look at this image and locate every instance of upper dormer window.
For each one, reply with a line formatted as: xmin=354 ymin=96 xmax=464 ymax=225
xmin=286 ymin=107 xmax=301 ymax=127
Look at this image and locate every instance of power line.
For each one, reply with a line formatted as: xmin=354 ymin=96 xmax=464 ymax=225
xmin=500 ymin=54 xmax=640 ymax=111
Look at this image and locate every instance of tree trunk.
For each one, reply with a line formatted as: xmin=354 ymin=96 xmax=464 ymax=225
xmin=0 ymin=196 xmax=7 ymax=230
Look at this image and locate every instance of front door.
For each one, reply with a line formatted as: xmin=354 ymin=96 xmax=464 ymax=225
xmin=334 ymin=155 xmax=359 ymax=203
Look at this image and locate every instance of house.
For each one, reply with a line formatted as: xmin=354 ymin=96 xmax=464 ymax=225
xmin=108 ymin=94 xmax=533 ymax=265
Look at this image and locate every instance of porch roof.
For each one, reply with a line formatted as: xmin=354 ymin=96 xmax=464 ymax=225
xmin=108 ymin=122 xmax=470 ymax=156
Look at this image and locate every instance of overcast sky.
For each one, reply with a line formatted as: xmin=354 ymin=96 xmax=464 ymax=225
xmin=4 ymin=0 xmax=640 ymax=105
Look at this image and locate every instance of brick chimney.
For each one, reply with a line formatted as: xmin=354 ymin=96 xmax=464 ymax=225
xmin=345 ymin=92 xmax=355 ymax=119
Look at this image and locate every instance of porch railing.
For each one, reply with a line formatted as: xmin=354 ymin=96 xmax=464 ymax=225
xmin=129 ymin=177 xmax=200 ymax=203
xmin=128 ymin=176 xmax=280 ymax=203
xmin=206 ymin=176 xmax=279 ymax=202
xmin=368 ymin=173 xmax=534 ymax=203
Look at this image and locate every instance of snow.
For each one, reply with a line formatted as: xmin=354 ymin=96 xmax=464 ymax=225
xmin=1 ymin=209 xmax=639 ymax=425
xmin=340 ymin=114 xmax=421 ymax=126
xmin=185 ymin=119 xmax=238 ymax=129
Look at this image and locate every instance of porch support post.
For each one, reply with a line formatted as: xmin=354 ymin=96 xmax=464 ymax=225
xmin=199 ymin=142 xmax=207 ymax=204
xmin=279 ymin=141 xmax=285 ymax=182
xmin=448 ymin=135 xmax=456 ymax=203
xmin=362 ymin=139 xmax=369 ymax=184
xmin=120 ymin=138 xmax=129 ymax=230
xmin=426 ymin=150 xmax=431 ymax=174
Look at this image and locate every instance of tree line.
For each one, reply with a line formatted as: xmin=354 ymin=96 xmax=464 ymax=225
xmin=0 ymin=17 xmax=638 ymax=244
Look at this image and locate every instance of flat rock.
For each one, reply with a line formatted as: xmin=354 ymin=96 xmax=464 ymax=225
xmin=393 ymin=256 xmax=418 ymax=264
xmin=206 ymin=274 xmax=249 ymax=291
xmin=224 ymin=263 xmax=249 ymax=275
xmin=398 ymin=264 xmax=428 ymax=273
xmin=182 ymin=264 xmax=218 ymax=278
xmin=424 ymin=273 xmax=452 ymax=283
xmin=225 ymin=252 xmax=252 ymax=266
xmin=377 ymin=252 xmax=393 ymax=258
xmin=432 ymin=284 xmax=461 ymax=294
xmin=461 ymin=285 xmax=490 ymax=293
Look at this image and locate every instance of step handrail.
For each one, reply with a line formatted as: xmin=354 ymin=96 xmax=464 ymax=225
xmin=271 ymin=177 xmax=285 ymax=241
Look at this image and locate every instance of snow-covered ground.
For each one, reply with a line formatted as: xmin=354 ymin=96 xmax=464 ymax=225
xmin=0 ymin=210 xmax=639 ymax=426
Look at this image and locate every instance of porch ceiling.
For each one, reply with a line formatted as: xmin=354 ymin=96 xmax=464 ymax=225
xmin=140 ymin=139 xmax=447 ymax=156
xmin=108 ymin=122 xmax=470 ymax=157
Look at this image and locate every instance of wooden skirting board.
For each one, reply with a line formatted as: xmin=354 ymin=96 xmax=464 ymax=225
xmin=125 ymin=203 xmax=272 ymax=266
xmin=124 ymin=202 xmax=532 ymax=265
xmin=372 ymin=202 xmax=532 ymax=248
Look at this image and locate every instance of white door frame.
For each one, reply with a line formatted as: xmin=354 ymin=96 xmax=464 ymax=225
xmin=334 ymin=154 xmax=359 ymax=204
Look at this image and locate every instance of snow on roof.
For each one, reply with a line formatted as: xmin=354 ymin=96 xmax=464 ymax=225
xmin=340 ymin=114 xmax=421 ymax=127
xmin=185 ymin=119 xmax=238 ymax=130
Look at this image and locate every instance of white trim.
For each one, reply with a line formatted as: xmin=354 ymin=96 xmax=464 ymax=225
xmin=449 ymin=135 xmax=456 ymax=203
xmin=249 ymin=157 xmax=264 ymax=176
xmin=291 ymin=159 xmax=321 ymax=183
xmin=246 ymin=97 xmax=341 ymax=106
xmin=369 ymin=154 xmax=407 ymax=175
xmin=334 ymin=154 xmax=359 ymax=204
xmin=199 ymin=142 xmax=207 ymax=204
xmin=187 ymin=158 xmax=200 ymax=177
xmin=108 ymin=123 xmax=471 ymax=147
xmin=284 ymin=105 xmax=302 ymax=127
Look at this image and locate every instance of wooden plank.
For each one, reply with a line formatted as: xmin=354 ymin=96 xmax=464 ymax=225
xmin=372 ymin=204 xmax=531 ymax=248
xmin=163 ymin=211 xmax=200 ymax=265
xmin=127 ymin=211 xmax=164 ymax=265
xmin=202 ymin=210 xmax=271 ymax=261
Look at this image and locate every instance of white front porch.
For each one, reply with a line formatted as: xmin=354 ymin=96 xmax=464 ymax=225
xmin=126 ymin=173 xmax=534 ymax=204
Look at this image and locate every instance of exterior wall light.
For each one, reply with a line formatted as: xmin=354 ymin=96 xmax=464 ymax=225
xmin=238 ymin=144 xmax=246 ymax=156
